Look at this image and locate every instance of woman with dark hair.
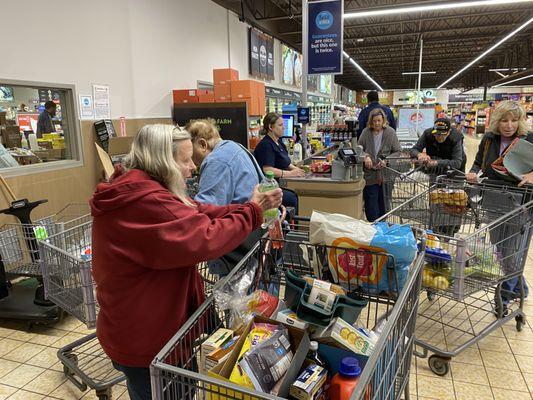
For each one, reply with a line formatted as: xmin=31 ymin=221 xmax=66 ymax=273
xmin=254 ymin=112 xmax=305 ymax=210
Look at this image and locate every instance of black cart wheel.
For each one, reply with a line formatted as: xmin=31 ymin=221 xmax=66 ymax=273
xmin=427 ymin=290 xmax=436 ymax=301
xmin=96 ymin=388 xmax=112 ymax=400
xmin=516 ymin=315 xmax=525 ymax=332
xmin=428 ymin=355 xmax=450 ymax=376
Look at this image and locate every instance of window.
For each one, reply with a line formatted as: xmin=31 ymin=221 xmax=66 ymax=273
xmin=0 ymin=79 xmax=82 ymax=176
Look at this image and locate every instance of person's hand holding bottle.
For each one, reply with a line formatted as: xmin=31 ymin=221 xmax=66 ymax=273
xmin=250 ymin=186 xmax=283 ymax=212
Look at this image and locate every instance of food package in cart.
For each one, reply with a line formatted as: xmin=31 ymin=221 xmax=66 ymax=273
xmin=309 ymin=211 xmax=417 ymax=293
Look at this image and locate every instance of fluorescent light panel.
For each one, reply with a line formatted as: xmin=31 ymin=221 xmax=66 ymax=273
xmin=344 ymin=0 xmax=533 ymax=19
xmin=402 ymin=71 xmax=436 ymax=75
xmin=493 ymin=74 xmax=533 ymax=87
xmin=489 ymin=68 xmax=527 ymax=71
xmin=437 ymin=16 xmax=533 ymax=88
xmin=343 ymin=51 xmax=384 ymax=91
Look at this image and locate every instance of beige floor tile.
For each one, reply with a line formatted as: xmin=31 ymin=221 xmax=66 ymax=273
xmin=453 ymin=347 xmax=484 ymax=365
xmin=48 ymin=381 xmax=85 ymax=400
xmin=514 ymin=355 xmax=533 ymax=375
xmin=485 ymin=367 xmax=529 ymax=392
xmin=3 ymin=342 xmax=48 ymax=364
xmin=453 ymin=381 xmax=494 ymax=400
xmin=5 ymin=329 xmax=36 ymax=342
xmin=0 ymin=340 xmax=24 ymax=358
xmin=451 ymin=362 xmax=490 ymax=385
xmin=50 ymin=361 xmax=64 ymax=373
xmin=0 ymin=327 xmax=15 ymax=338
xmin=480 ymin=348 xmax=520 ymax=371
xmin=51 ymin=332 xmax=86 ymax=349
xmin=117 ymin=390 xmax=130 ymax=400
xmin=0 ymin=384 xmax=17 ymax=400
xmin=417 ymin=375 xmax=456 ymax=400
xmin=0 ymin=360 xmax=20 ymax=380
xmin=26 ymin=348 xmax=60 ymax=369
xmin=0 ymin=365 xmax=45 ymax=388
xmin=28 ymin=329 xmax=68 ymax=348
xmin=503 ymin=324 xmax=533 ymax=342
xmin=53 ymin=316 xmax=83 ymax=333
xmin=523 ymin=372 xmax=533 ymax=393
xmin=23 ymin=370 xmax=66 ymax=395
xmin=7 ymin=389 xmax=45 ymax=399
xmin=508 ymin=339 xmax=533 ymax=357
xmin=492 ymin=388 xmax=532 ymax=400
xmin=478 ymin=336 xmax=512 ymax=352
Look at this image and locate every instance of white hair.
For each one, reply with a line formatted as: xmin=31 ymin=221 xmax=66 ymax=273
xmin=124 ymin=124 xmax=194 ymax=206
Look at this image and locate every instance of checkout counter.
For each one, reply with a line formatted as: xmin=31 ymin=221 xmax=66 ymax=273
xmin=280 ymin=144 xmax=366 ymax=219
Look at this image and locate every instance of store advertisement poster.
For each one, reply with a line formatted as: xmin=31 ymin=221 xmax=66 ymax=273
xmin=282 ymin=45 xmax=303 ymax=88
xmin=308 ymin=0 xmax=343 ymax=75
xmin=17 ymin=113 xmax=39 ymax=133
xmin=93 ymin=84 xmax=111 ymax=120
xmin=398 ymin=108 xmax=436 ymax=137
xmin=319 ymin=75 xmax=332 ymax=95
xmin=79 ymin=95 xmax=94 ymax=120
xmin=249 ymin=28 xmax=274 ymax=81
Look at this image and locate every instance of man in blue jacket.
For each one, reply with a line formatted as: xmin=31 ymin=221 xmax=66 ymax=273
xmin=356 ymin=91 xmax=396 ymax=139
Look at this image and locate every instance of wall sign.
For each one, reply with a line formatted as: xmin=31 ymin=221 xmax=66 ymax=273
xmin=308 ymin=0 xmax=343 ymax=75
xmin=249 ymin=28 xmax=274 ymax=81
xmin=79 ymin=95 xmax=94 ymax=120
xmin=93 ymin=84 xmax=110 ymax=120
xmin=297 ymin=107 xmax=310 ymax=124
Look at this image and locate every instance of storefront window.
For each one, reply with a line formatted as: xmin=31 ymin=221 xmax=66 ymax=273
xmin=0 ymin=80 xmax=82 ymax=175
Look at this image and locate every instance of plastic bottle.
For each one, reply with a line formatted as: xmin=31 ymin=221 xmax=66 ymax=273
xmin=259 ymin=171 xmax=279 ymax=228
xmin=324 ymin=131 xmax=331 ymax=147
xmin=293 ymin=142 xmax=303 ymax=163
xmin=21 ymin=133 xmax=28 ymax=149
xmin=28 ymin=133 xmax=39 ymax=151
xmin=306 ymin=341 xmax=326 ymax=368
xmin=329 ymin=357 xmax=362 ymax=400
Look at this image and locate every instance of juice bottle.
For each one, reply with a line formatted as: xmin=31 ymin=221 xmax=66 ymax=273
xmin=259 ymin=171 xmax=279 ymax=228
xmin=329 ymin=357 xmax=363 ymax=400
xmin=306 ymin=341 xmax=326 ymax=368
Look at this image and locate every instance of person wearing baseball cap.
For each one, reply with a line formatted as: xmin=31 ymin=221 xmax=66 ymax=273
xmin=410 ymin=117 xmax=466 ymax=174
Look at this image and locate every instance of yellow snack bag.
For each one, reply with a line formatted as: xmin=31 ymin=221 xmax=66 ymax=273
xmin=228 ymin=323 xmax=278 ymax=388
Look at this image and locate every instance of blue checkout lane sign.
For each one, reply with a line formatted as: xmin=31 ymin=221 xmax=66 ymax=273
xmin=308 ymin=0 xmax=344 ymax=75
xmin=297 ymin=107 xmax=310 ymax=124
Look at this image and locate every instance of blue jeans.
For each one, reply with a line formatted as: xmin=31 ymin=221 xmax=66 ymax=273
xmin=364 ymin=184 xmax=386 ymax=222
xmin=501 ymin=276 xmax=529 ymax=306
xmin=112 ymin=362 xmax=151 ymax=400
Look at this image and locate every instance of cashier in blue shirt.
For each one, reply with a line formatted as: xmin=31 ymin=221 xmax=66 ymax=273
xmin=254 ymin=113 xmax=305 ymax=211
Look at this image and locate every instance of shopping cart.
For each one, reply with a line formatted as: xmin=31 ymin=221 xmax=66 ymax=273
xmin=1 ymin=202 xmax=90 ymax=278
xmin=38 ymin=220 xmax=222 ymax=399
xmin=378 ymin=176 xmax=533 ymax=375
xmin=150 ymin=223 xmax=425 ymax=400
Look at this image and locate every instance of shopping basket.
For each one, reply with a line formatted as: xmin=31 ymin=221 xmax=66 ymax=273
xmin=38 ymin=219 xmax=222 ymax=399
xmin=378 ymin=177 xmax=533 ymax=375
xmin=150 ymin=223 xmax=425 ymax=400
xmin=1 ymin=202 xmax=90 ymax=278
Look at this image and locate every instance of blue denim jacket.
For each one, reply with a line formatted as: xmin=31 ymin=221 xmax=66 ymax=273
xmin=194 ymin=140 xmax=264 ymax=206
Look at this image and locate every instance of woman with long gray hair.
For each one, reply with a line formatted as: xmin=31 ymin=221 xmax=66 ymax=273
xmin=90 ymin=124 xmax=282 ymax=400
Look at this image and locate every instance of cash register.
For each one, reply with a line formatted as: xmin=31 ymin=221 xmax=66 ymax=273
xmin=331 ymin=145 xmax=364 ymax=181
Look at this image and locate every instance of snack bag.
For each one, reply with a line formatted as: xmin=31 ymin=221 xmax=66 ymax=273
xmin=309 ymin=211 xmax=417 ymax=293
xmin=229 ymin=323 xmax=279 ymax=388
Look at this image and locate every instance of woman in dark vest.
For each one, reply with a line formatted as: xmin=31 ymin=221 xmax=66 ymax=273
xmin=466 ymin=100 xmax=533 ymax=314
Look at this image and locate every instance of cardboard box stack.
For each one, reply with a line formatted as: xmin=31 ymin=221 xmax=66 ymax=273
xmin=172 ymin=68 xmax=266 ymax=116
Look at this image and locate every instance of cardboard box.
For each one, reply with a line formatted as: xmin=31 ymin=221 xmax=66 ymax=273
xmin=0 ymin=112 xmax=6 ymax=126
xmin=230 ymin=80 xmax=256 ymax=100
xmin=2 ymin=126 xmax=22 ymax=148
xmin=108 ymin=136 xmax=134 ymax=156
xmin=37 ymin=139 xmax=53 ymax=149
xmin=207 ymin=316 xmax=310 ymax=400
xmin=52 ymin=138 xmax=65 ymax=149
xmin=214 ymin=84 xmax=232 ymax=102
xmin=289 ymin=363 xmax=327 ymax=400
xmin=173 ymin=89 xmax=200 ymax=104
xmin=200 ymin=328 xmax=234 ymax=374
xmin=316 ymin=317 xmax=374 ymax=357
xmin=42 ymin=133 xmax=60 ymax=141
xmin=275 ymin=309 xmax=309 ymax=330
xmin=213 ymin=68 xmax=239 ymax=85
xmin=198 ymin=92 xmax=215 ymax=103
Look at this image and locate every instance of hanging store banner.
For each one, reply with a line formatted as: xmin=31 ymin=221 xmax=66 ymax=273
xmin=308 ymin=0 xmax=343 ymax=75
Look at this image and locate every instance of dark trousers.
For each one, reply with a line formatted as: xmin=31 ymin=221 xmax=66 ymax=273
xmin=282 ymin=188 xmax=298 ymax=215
xmin=112 ymin=362 xmax=151 ymax=400
xmin=364 ymin=184 xmax=386 ymax=222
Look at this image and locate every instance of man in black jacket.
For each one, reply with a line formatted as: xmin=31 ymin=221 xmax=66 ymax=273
xmin=410 ymin=118 xmax=466 ymax=173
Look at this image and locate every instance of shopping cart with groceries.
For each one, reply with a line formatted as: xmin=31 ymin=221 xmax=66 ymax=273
xmin=377 ymin=175 xmax=533 ymax=375
xmin=38 ymin=219 xmax=220 ymax=399
xmin=150 ymin=218 xmax=426 ymax=400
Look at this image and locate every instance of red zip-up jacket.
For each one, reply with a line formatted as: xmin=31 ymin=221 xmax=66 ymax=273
xmin=90 ymin=167 xmax=262 ymax=367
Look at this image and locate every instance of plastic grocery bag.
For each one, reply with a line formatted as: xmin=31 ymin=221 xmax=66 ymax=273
xmin=309 ymin=211 xmax=417 ymax=293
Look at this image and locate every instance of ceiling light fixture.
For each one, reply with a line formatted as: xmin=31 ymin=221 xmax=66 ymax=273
xmin=344 ymin=0 xmax=533 ymax=19
xmin=489 ymin=68 xmax=527 ymax=72
xmin=402 ymin=71 xmax=437 ymax=75
xmin=493 ymin=74 xmax=533 ymax=87
xmin=437 ymin=16 xmax=533 ymax=89
xmin=343 ymin=51 xmax=384 ymax=91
